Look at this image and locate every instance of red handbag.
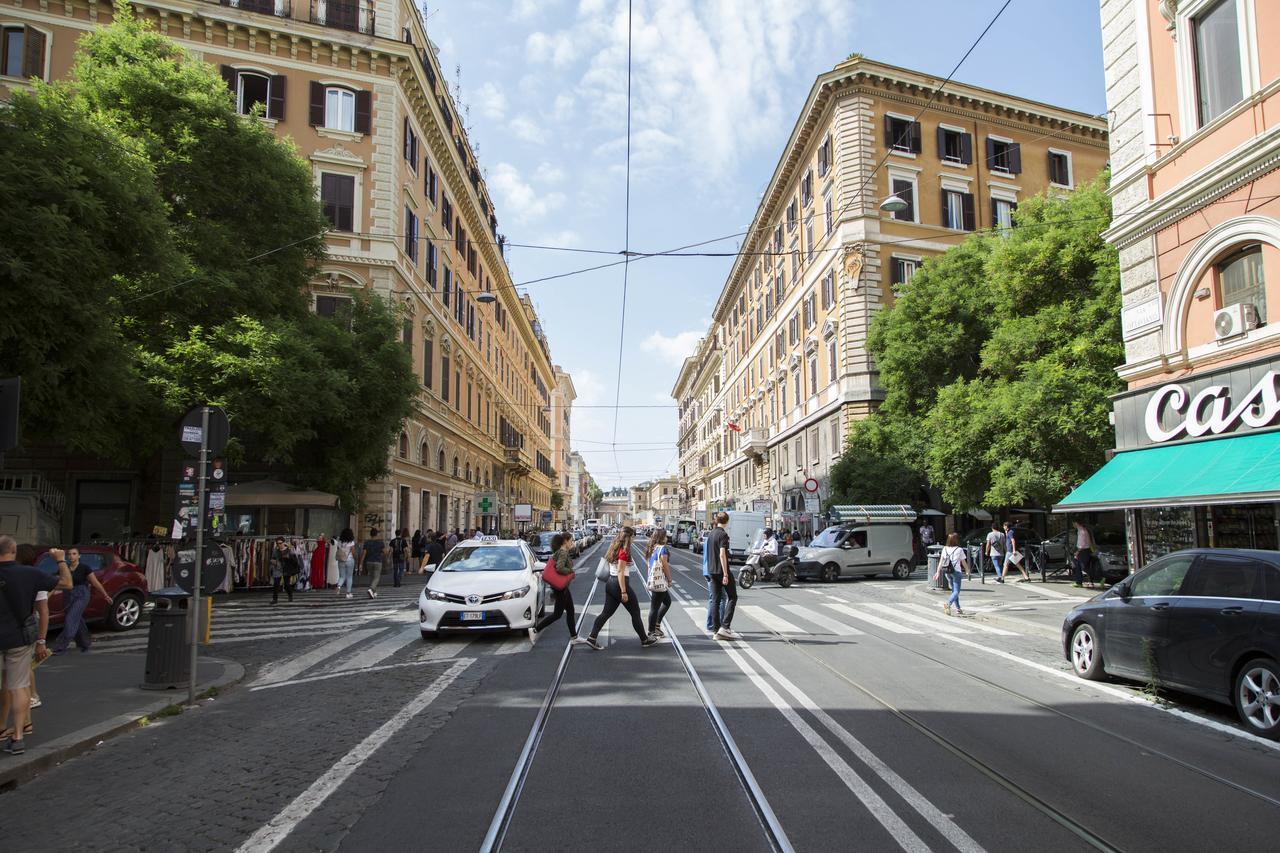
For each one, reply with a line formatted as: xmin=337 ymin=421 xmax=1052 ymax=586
xmin=542 ymin=557 xmax=571 ymax=590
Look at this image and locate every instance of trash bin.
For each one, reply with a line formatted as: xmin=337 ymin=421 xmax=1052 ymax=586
xmin=142 ymin=587 xmax=192 ymax=690
xmin=926 ymin=545 xmax=945 ymax=589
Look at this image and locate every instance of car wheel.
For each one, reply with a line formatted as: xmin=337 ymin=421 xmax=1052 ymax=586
xmin=1234 ymin=658 xmax=1280 ymax=739
xmin=892 ymin=559 xmax=912 ymax=580
xmin=821 ymin=563 xmax=841 ymax=583
xmin=107 ymin=591 xmax=144 ymax=631
xmin=1070 ymin=623 xmax=1104 ymax=681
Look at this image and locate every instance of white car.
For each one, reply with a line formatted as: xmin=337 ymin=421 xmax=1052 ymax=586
xmin=419 ymin=537 xmax=547 ymax=638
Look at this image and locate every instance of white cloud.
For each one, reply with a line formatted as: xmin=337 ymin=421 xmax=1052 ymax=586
xmin=473 ymin=82 xmax=507 ymax=120
xmin=509 ymin=114 xmax=548 ymax=144
xmin=533 ymin=161 xmax=565 ymax=184
xmin=527 ymin=30 xmax=581 ymax=67
xmin=511 ymin=0 xmax=541 ymax=20
xmin=640 ymin=329 xmax=702 ymax=364
xmin=488 ymin=162 xmax=567 ymax=224
xmin=552 ymin=93 xmax=576 ymax=121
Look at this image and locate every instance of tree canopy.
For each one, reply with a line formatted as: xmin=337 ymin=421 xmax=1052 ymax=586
xmin=0 ymin=9 xmax=416 ymax=504
xmin=828 ymin=175 xmax=1122 ymax=511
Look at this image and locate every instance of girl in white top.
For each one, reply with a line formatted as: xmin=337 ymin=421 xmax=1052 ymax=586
xmin=933 ymin=532 xmax=970 ymax=616
xmin=334 ymin=529 xmax=357 ymax=599
xmin=584 ymin=526 xmax=658 ymax=650
xmin=645 ymin=529 xmax=673 ymax=639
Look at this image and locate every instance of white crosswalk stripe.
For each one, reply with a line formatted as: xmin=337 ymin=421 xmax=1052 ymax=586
xmin=821 ymin=603 xmax=923 ymax=635
xmin=252 ymin=628 xmax=385 ymax=687
xmin=740 ymin=605 xmax=807 ymax=635
xmin=780 ymin=604 xmax=865 ymax=636
xmin=860 ymin=602 xmax=976 ymax=635
xmin=897 ymin=602 xmax=1020 ymax=636
xmin=322 ymin=626 xmax=424 ymax=674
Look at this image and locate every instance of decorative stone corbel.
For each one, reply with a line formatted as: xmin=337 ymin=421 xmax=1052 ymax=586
xmin=1159 ymin=1 xmax=1178 ymax=36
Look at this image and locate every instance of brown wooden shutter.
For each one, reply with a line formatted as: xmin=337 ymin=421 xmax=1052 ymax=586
xmin=960 ymin=133 xmax=973 ymax=165
xmin=985 ymin=137 xmax=996 ymax=170
xmin=884 ymin=114 xmax=895 ymax=147
xmin=268 ymin=75 xmax=286 ymax=120
xmin=308 ymin=81 xmax=325 ymax=127
xmin=909 ymin=121 xmax=922 ymax=154
xmin=221 ymin=65 xmax=239 ymax=93
xmin=354 ymin=89 xmax=371 ymax=134
xmin=23 ymin=26 xmax=45 ymax=79
xmin=403 ymin=116 xmax=410 ymax=160
xmin=962 ymin=193 xmax=976 ymax=231
xmin=337 ymin=175 xmax=354 ymax=231
xmin=991 ymin=198 xmax=999 ymax=229
xmin=889 ymin=258 xmax=901 ymax=285
xmin=936 ymin=125 xmax=947 ymax=158
xmin=1008 ymin=142 xmax=1022 ymax=174
xmin=941 ymin=192 xmax=950 ymax=228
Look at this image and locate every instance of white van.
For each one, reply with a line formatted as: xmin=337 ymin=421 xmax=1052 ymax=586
xmin=794 ymin=524 xmax=915 ymax=581
xmin=723 ymin=511 xmax=767 ymax=564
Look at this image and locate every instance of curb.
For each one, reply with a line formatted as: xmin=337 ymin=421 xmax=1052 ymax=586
xmin=0 ymin=656 xmax=246 ymax=792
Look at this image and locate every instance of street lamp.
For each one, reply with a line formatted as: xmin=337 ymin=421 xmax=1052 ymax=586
xmin=879 ymin=194 xmax=909 ymax=214
xmin=474 ymin=290 xmax=497 ymax=305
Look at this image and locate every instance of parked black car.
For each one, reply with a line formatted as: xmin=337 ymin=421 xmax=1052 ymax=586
xmin=1062 ymin=548 xmax=1280 ymax=738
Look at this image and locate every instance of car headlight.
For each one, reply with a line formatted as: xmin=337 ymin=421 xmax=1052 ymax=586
xmin=500 ymin=585 xmax=531 ymax=600
xmin=426 ymin=589 xmax=449 ymax=601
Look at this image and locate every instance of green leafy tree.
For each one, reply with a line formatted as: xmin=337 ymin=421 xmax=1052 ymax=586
xmin=550 ymin=489 xmax=565 ymax=511
xmin=827 ymin=416 xmax=924 ymax=506
xmin=1 ymin=9 xmax=415 ymax=502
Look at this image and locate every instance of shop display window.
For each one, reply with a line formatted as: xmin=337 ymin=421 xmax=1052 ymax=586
xmin=1138 ymin=506 xmax=1196 ymax=561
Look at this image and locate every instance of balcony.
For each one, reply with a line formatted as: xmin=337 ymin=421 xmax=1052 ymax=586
xmin=218 ymin=0 xmax=291 ymax=16
xmin=310 ymin=0 xmax=375 ymax=35
xmin=503 ymin=445 xmax=530 ymax=474
xmin=743 ymin=428 xmax=769 ymax=459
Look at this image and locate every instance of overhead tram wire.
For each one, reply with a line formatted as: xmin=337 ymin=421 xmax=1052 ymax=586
xmin=610 ymin=0 xmax=636 ymax=485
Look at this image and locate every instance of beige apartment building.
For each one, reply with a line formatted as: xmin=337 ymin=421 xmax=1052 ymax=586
xmin=2 ymin=0 xmax=558 ymax=538
xmin=674 ymin=56 xmax=1109 ymax=532
xmin=548 ymin=367 xmax=576 ymax=523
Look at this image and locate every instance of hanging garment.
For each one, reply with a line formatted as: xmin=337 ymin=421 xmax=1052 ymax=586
xmin=217 ymin=543 xmax=236 ymax=593
xmin=310 ymin=538 xmax=328 ymax=589
xmin=144 ymin=546 xmax=167 ymax=591
xmin=326 ymin=540 xmax=339 ymax=586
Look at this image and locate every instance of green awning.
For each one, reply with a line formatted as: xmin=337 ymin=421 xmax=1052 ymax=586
xmin=1054 ymin=430 xmax=1280 ymax=513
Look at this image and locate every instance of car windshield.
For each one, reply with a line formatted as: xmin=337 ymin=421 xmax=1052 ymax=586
xmin=809 ymin=527 xmax=844 ymax=548
xmin=437 ymin=546 xmax=527 ymax=572
xmin=536 ymin=533 xmax=555 ymax=546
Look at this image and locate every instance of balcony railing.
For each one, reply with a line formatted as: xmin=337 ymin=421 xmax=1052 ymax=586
xmin=310 ymin=0 xmax=375 ymax=35
xmin=744 ymin=428 xmax=769 ymax=458
xmin=503 ymin=445 xmax=530 ymax=472
xmin=219 ymin=0 xmax=291 ymax=16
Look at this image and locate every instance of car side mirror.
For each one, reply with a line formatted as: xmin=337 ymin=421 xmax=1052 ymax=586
xmin=1116 ymin=582 xmax=1131 ymax=601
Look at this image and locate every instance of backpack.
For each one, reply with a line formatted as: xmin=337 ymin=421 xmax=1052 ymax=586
xmin=391 ymin=537 xmax=407 ymax=561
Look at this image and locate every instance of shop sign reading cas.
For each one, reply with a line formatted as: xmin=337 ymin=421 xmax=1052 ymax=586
xmin=1145 ymin=370 xmax=1280 ymax=443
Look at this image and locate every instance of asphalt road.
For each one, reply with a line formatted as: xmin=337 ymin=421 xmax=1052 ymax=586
xmin=3 ymin=537 xmax=1278 ymax=852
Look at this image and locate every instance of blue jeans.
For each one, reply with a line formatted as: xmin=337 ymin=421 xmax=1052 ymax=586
xmin=947 ymin=570 xmax=962 ymax=609
xmin=338 ymin=558 xmax=354 ymax=593
xmin=703 ymin=574 xmax=726 ymax=629
xmin=392 ymin=561 xmax=407 ymax=587
xmin=54 ymin=585 xmax=92 ymax=652
xmin=990 ymin=552 xmax=1005 ymax=579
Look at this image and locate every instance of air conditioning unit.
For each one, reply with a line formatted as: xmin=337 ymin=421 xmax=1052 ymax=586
xmin=1214 ymin=303 xmax=1260 ymax=340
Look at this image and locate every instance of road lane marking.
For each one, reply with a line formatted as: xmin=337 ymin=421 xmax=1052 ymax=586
xmin=730 ymin=641 xmax=987 ymax=853
xmin=821 ymin=603 xmax=922 ymax=635
xmin=740 ymin=605 xmax=807 ymax=635
xmin=861 ymin=603 xmax=975 ymax=635
xmin=326 ymin=626 xmax=423 ymax=673
xmin=896 ymin=603 xmax=1019 ymax=636
xmin=780 ymin=605 xmax=865 ymax=636
xmin=495 ymin=636 xmax=531 ymax=655
xmin=719 ymin=643 xmax=934 ymax=853
xmin=250 ymin=628 xmax=385 ymax=687
xmin=250 ymin=657 xmax=463 ymax=691
xmin=237 ymin=659 xmax=473 ymax=853
xmin=415 ymin=637 xmax=477 ymax=661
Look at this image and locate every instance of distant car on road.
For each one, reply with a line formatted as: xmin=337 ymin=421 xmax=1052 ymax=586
xmin=34 ymin=547 xmax=150 ymax=632
xmin=1063 ymin=548 xmax=1280 ymax=739
xmin=419 ymin=537 xmax=549 ymax=638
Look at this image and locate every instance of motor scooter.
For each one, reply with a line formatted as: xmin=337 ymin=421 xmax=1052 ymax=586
xmin=738 ymin=545 xmax=798 ymax=589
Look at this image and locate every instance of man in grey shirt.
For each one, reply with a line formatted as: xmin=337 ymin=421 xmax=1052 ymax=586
xmin=359 ymin=529 xmax=386 ymax=598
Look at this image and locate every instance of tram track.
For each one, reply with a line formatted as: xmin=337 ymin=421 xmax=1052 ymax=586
xmin=668 ymin=547 xmax=1280 ymax=852
xmin=478 ymin=539 xmax=793 ymax=853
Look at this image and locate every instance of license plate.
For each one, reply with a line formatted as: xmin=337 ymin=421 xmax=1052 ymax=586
xmin=461 ymin=611 xmax=485 ymax=621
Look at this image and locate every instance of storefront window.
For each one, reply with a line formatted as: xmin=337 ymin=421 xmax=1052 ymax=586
xmin=1218 ymin=245 xmax=1265 ymax=322
xmin=1138 ymin=506 xmax=1196 ymax=561
xmin=1211 ymin=503 xmax=1277 ymax=550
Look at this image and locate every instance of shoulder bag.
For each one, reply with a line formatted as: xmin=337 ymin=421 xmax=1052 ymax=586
xmin=595 ymin=558 xmax=611 ymax=581
xmin=542 ymin=557 xmax=571 ymax=591
xmin=0 ymin=579 xmax=40 ymax=649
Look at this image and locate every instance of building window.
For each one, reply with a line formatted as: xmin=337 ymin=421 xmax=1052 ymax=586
xmin=992 ymin=197 xmax=1017 ymax=231
xmin=801 ymin=169 xmax=813 ymax=207
xmin=827 ymin=339 xmax=837 ymax=380
xmin=403 ymin=118 xmax=419 ymax=173
xmin=235 ymin=71 xmax=271 ymax=116
xmin=884 ymin=115 xmax=921 ymax=154
xmin=773 ymin=225 xmax=783 ymax=253
xmin=942 ymin=189 xmax=975 ymax=231
xmin=315 ymin=295 xmax=352 ymax=319
xmin=823 ymin=187 xmax=834 ymax=236
xmin=1217 ymin=245 xmax=1266 ymax=323
xmin=808 ymin=356 xmax=818 ymax=392
xmin=804 ymin=292 xmax=816 ymax=329
xmin=817 ymin=133 xmax=833 ymax=177
xmin=324 ymin=87 xmax=355 ymax=131
xmin=889 ymin=256 xmax=920 ymax=286
xmin=793 ymin=370 xmax=801 ymax=403
xmin=404 ymin=207 xmax=419 ymax=262
xmin=320 ymin=173 xmax=355 ymax=232
xmin=806 ymin=220 xmax=815 ymax=262
xmin=937 ymin=127 xmax=972 ymax=164
xmin=442 ymin=266 xmax=452 ymax=305
xmin=821 ymin=271 xmax=836 ymax=310
xmin=889 ymin=176 xmax=917 ymax=222
xmin=1193 ymin=0 xmax=1244 ymax=125
xmin=308 ymin=82 xmax=369 ymax=133
xmin=985 ymin=137 xmax=1021 ymax=174
xmin=426 ymin=242 xmax=438 ymax=288
xmin=1047 ymin=150 xmax=1072 ymax=187
xmin=787 ymin=199 xmax=798 ymax=232
xmin=2 ymin=25 xmax=45 ymax=80
xmin=441 ymin=193 xmax=453 ymax=234
xmin=398 ymin=432 xmax=408 ymax=458
xmin=423 ymin=337 xmax=434 ymax=389
xmin=441 ymin=356 xmax=450 ymax=400
xmin=830 ymin=419 xmax=841 ymax=456
xmin=402 ymin=318 xmax=413 ymax=351
xmin=426 ymin=160 xmax=438 ymax=205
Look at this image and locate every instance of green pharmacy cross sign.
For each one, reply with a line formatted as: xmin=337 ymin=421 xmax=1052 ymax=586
xmin=476 ymin=492 xmax=497 ymax=515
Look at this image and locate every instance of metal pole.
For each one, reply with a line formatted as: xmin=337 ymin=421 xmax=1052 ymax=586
xmin=188 ymin=405 xmax=209 ymax=706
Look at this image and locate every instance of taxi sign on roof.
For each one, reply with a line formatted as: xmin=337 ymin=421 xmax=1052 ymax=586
xmin=475 ymin=534 xmax=499 ymax=542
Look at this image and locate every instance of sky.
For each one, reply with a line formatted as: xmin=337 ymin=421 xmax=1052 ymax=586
xmin=425 ymin=0 xmax=1109 ymax=489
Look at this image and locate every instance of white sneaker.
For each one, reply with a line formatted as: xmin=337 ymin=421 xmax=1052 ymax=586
xmin=527 ymin=627 xmax=538 ymax=643
xmin=714 ymin=628 xmax=738 ymax=641
xmin=345 ymin=593 xmax=353 ymax=600
xmin=29 ymin=697 xmax=41 ymax=709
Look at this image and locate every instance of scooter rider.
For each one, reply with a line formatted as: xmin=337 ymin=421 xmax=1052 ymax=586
xmin=754 ymin=529 xmax=780 ymax=571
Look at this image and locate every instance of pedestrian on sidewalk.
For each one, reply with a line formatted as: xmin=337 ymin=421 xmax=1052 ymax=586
xmin=1071 ymin=520 xmax=1096 ymax=588
xmin=411 ymin=529 xmax=426 ymax=564
xmin=584 ymin=527 xmax=657 ymax=650
xmin=708 ymin=512 xmax=738 ymax=640
xmin=0 ymin=537 xmax=71 ymax=756
xmin=1004 ymin=522 xmax=1030 ymax=582
xmin=334 ymin=529 xmax=356 ymax=599
xmin=446 ymin=530 xmax=458 ymax=550
xmin=360 ymin=529 xmax=386 ymax=598
xmin=420 ymin=532 xmax=444 ymax=576
xmin=934 ymin=533 xmax=970 ymax=616
xmin=531 ymin=533 xmax=579 ymax=641
xmin=389 ymin=529 xmax=409 ymax=588
xmin=984 ymin=522 xmax=1006 ymax=584
xmin=269 ymin=538 xmax=299 ymax=604
xmin=702 ymin=531 xmax=726 ymax=630
xmin=51 ymin=548 xmax=109 ymax=654
xmin=645 ymin=528 xmax=673 ymax=639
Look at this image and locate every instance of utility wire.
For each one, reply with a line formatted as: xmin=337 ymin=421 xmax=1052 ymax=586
xmin=611 ymin=0 xmax=635 ymax=484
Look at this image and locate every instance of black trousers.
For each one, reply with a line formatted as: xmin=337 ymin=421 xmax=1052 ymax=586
xmin=1072 ymin=548 xmax=1095 ymax=584
xmin=590 ymin=577 xmax=648 ymax=642
xmin=535 ymin=586 xmax=577 ymax=637
xmin=711 ymin=570 xmax=737 ymax=630
xmin=648 ymin=590 xmax=672 ymax=633
xmin=272 ymin=575 xmax=294 ymax=603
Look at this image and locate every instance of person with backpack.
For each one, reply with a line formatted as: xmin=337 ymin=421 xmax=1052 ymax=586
xmin=530 ymin=533 xmax=580 ymax=642
xmin=389 ymin=529 xmax=410 ymax=588
xmin=645 ymin=529 xmax=673 ymax=639
xmin=933 ymin=533 xmax=970 ymax=616
xmin=984 ymin=521 xmax=1006 ymax=584
xmin=334 ymin=529 xmax=356 ymax=599
xmin=583 ymin=527 xmax=658 ymax=650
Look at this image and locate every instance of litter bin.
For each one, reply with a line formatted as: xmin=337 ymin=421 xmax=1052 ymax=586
xmin=926 ymin=545 xmax=945 ymax=590
xmin=142 ymin=587 xmax=192 ymax=690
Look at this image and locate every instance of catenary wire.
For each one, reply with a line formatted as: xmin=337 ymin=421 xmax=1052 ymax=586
xmin=611 ymin=0 xmax=636 ymax=484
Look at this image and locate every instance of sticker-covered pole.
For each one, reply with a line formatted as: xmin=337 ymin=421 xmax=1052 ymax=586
xmin=188 ymin=406 xmax=209 ymax=706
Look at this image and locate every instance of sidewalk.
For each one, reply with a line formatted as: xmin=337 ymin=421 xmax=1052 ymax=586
xmin=910 ymin=573 xmax=1101 ymax=641
xmin=0 ymin=650 xmax=243 ymax=790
